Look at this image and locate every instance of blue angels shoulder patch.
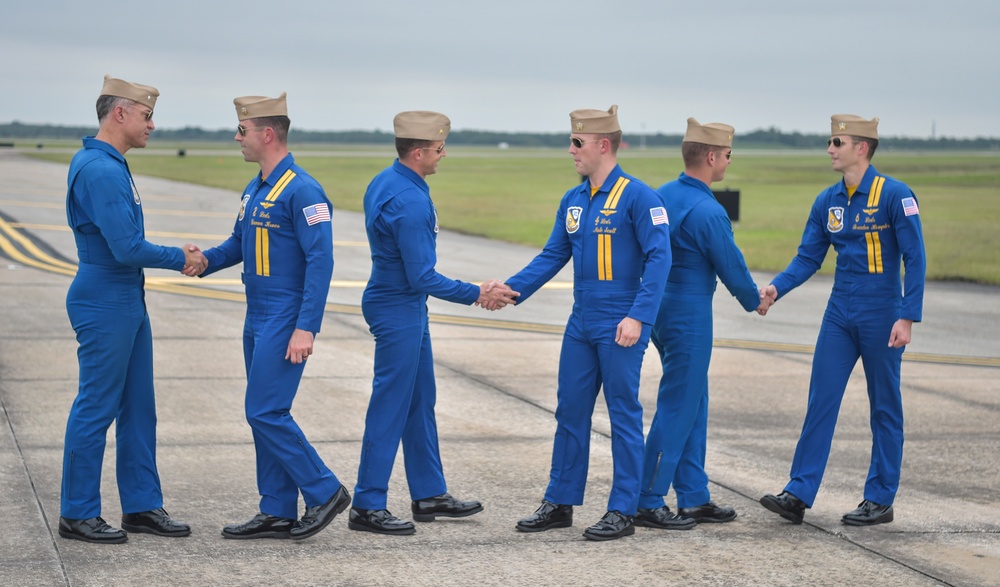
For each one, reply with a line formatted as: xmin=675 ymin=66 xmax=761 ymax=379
xmin=566 ymin=206 xmax=583 ymax=233
xmin=238 ymin=194 xmax=251 ymax=221
xmin=827 ymin=206 xmax=845 ymax=233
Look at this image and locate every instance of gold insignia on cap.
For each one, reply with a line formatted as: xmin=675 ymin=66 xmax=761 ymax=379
xmin=831 ymin=114 xmax=878 ymax=139
xmin=569 ymin=105 xmax=619 ymax=134
xmin=99 ymin=75 xmax=159 ymax=109
xmin=233 ymin=93 xmax=288 ymax=121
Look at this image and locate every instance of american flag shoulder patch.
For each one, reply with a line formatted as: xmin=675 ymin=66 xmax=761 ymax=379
xmin=303 ymin=203 xmax=331 ymax=225
xmin=901 ymin=197 xmax=919 ymax=217
xmin=650 ymin=206 xmax=669 ymax=225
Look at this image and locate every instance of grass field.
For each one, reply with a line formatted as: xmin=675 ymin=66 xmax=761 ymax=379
xmin=27 ymin=144 xmax=1000 ymax=285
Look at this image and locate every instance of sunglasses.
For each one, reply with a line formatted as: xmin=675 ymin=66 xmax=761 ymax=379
xmin=420 ymin=142 xmax=446 ymax=154
xmin=570 ymin=137 xmax=603 ymax=149
xmin=238 ymin=124 xmax=267 ymax=137
xmin=827 ymin=137 xmax=849 ymax=148
xmin=128 ymin=106 xmax=153 ymax=121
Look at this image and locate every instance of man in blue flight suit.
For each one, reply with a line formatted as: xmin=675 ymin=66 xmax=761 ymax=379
xmin=60 ymin=75 xmax=202 ymax=544
xmin=510 ymin=105 xmax=672 ymax=541
xmin=349 ymin=111 xmax=518 ymax=535
xmin=638 ymin=119 xmax=767 ymax=531
xmin=201 ymin=93 xmax=350 ymax=540
xmin=759 ymin=114 xmax=926 ymax=526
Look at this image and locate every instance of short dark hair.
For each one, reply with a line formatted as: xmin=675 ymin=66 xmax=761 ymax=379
xmin=251 ymin=116 xmax=291 ymax=143
xmin=680 ymin=142 xmax=717 ymax=167
xmin=96 ymin=95 xmax=130 ymax=122
xmin=395 ymin=137 xmax=434 ymax=159
xmin=853 ymin=136 xmax=879 ymax=160
xmin=595 ymin=131 xmax=623 ymax=154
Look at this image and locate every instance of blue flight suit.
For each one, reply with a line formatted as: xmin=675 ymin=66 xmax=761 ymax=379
xmin=506 ymin=164 xmax=671 ymax=515
xmin=639 ymin=173 xmax=761 ymax=510
xmin=202 ymin=153 xmax=341 ymax=520
xmin=354 ymin=160 xmax=481 ymax=510
xmin=772 ymin=164 xmax=926 ymax=507
xmin=62 ymin=137 xmax=185 ymax=519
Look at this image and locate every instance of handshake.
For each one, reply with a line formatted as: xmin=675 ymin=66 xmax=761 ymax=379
xmin=181 ymin=244 xmax=209 ymax=277
xmin=756 ymin=284 xmax=778 ymax=316
xmin=476 ymin=279 xmax=520 ymax=311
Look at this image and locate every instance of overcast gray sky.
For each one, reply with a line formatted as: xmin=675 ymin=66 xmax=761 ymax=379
xmin=2 ymin=0 xmax=998 ymax=138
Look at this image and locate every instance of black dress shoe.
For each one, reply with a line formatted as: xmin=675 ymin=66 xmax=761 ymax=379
xmin=59 ymin=516 xmax=128 ymax=544
xmin=348 ymin=507 xmax=416 ymax=535
xmin=842 ymin=500 xmax=894 ymax=526
xmin=121 ymin=508 xmax=191 ymax=537
xmin=582 ymin=510 xmax=635 ymax=541
xmin=222 ymin=513 xmax=295 ymax=539
xmin=678 ymin=501 xmax=738 ymax=523
xmin=515 ymin=500 xmax=573 ymax=532
xmin=759 ymin=491 xmax=807 ymax=524
xmin=411 ymin=492 xmax=483 ymax=522
xmin=290 ymin=484 xmax=351 ymax=540
xmin=634 ymin=506 xmax=696 ymax=530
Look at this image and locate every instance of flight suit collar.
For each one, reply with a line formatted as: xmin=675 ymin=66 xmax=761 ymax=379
xmin=584 ymin=163 xmax=625 ymax=195
xmin=835 ymin=164 xmax=878 ymax=197
xmin=677 ymin=172 xmax=714 ymax=196
xmin=260 ymin=153 xmax=296 ymax=186
xmin=391 ymin=159 xmax=429 ymax=192
xmin=82 ymin=136 xmax=126 ymax=164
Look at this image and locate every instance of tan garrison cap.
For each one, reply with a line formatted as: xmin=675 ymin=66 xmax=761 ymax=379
xmin=570 ymin=104 xmax=620 ymax=134
xmin=234 ymin=92 xmax=288 ymax=121
xmin=831 ymin=114 xmax=879 ymax=139
xmin=393 ymin=111 xmax=450 ymax=140
xmin=683 ymin=117 xmax=734 ymax=147
xmin=100 ymin=75 xmax=158 ymax=109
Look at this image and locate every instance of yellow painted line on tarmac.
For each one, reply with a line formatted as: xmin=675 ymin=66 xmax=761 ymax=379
xmin=3 ymin=217 xmax=996 ymax=368
xmin=146 ymin=276 xmax=572 ymax=289
xmin=712 ymin=338 xmax=1000 ymax=368
xmin=0 ymin=216 xmax=78 ymax=274
xmin=145 ymin=277 xmax=371 ymax=288
xmin=14 ymin=222 xmax=233 ymax=241
xmin=0 ymin=200 xmax=233 ymax=218
xmin=9 ymin=222 xmax=369 ymax=247
xmin=0 ymin=200 xmax=64 ymax=210
xmin=428 ymin=313 xmax=565 ymax=334
xmin=713 ymin=338 xmax=813 ymax=354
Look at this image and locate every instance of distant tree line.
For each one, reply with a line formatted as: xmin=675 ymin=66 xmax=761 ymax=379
xmin=2 ymin=121 xmax=998 ymax=150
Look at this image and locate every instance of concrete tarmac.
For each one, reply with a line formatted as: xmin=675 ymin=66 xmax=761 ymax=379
xmin=0 ymin=150 xmax=998 ymax=586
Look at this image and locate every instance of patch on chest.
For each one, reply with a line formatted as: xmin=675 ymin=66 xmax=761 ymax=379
xmin=827 ymin=206 xmax=845 ymax=233
xmin=566 ymin=206 xmax=583 ymax=233
xmin=238 ymin=194 xmax=251 ymax=221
